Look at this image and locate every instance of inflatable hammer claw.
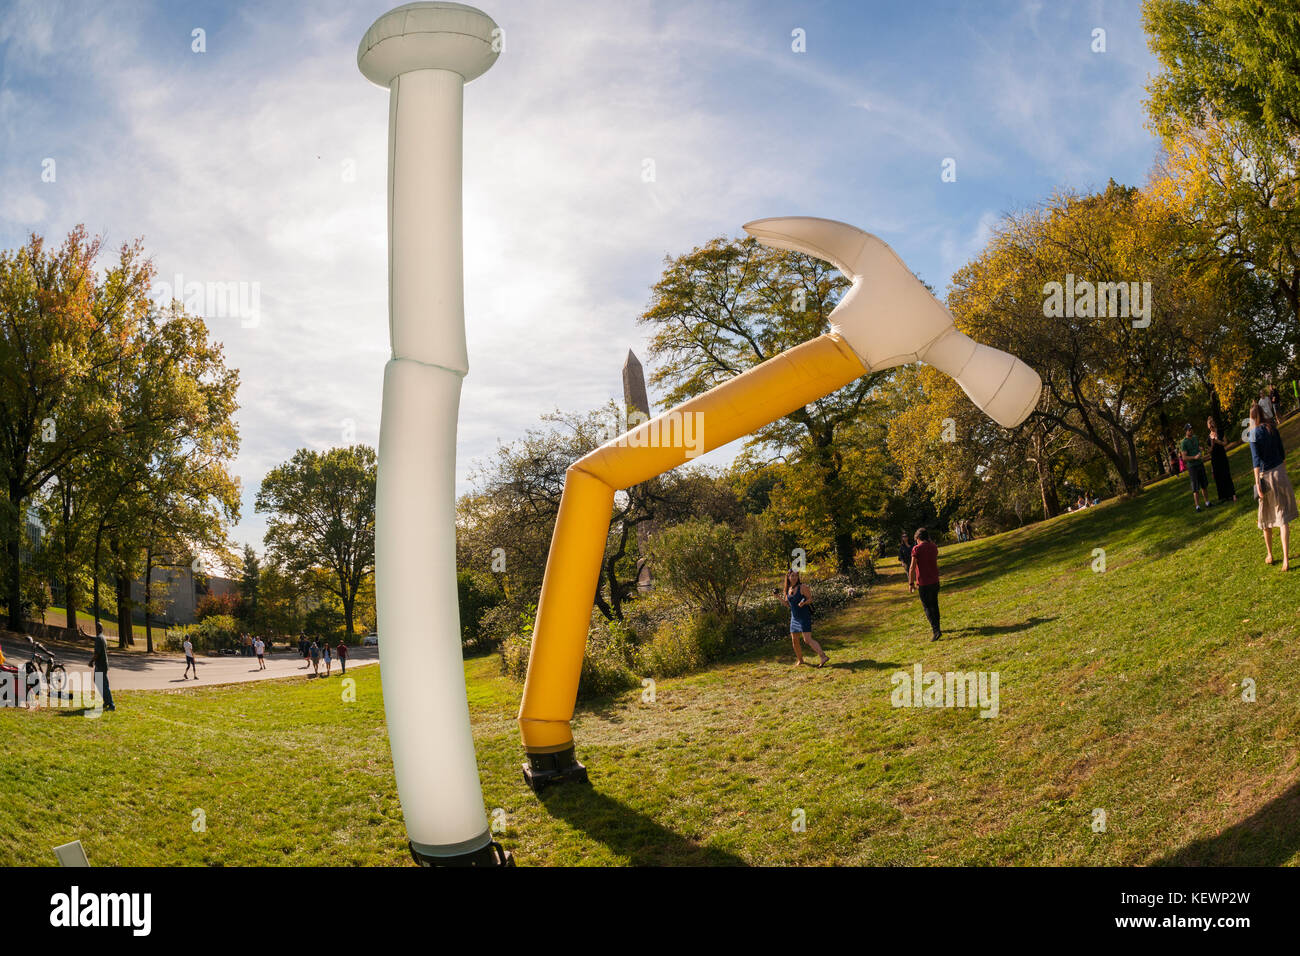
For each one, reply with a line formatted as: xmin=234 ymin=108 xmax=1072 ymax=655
xmin=743 ymin=217 xmax=1041 ymax=427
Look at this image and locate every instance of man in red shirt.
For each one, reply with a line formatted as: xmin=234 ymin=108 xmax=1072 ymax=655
xmin=908 ymin=527 xmax=942 ymax=641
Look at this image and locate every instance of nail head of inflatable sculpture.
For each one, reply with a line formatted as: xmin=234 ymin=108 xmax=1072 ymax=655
xmin=359 ymin=2 xmax=500 ymax=87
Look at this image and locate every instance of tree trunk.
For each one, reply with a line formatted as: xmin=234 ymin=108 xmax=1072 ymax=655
xmin=1036 ymin=457 xmax=1060 ymax=519
xmin=342 ymin=593 xmax=355 ymax=641
xmin=1121 ymin=431 xmax=1144 ymax=495
xmin=92 ymin=521 xmax=104 ymax=632
xmin=1207 ymin=384 xmax=1225 ymax=438
xmin=144 ymin=545 xmax=154 ymax=654
xmin=62 ymin=481 xmax=78 ymax=634
xmin=812 ymin=430 xmax=855 ymax=575
xmin=5 ymin=478 xmax=23 ymax=632
xmin=112 ymin=536 xmax=132 ymax=648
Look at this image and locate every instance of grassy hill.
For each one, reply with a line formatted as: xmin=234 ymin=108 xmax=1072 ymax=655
xmin=3 ymin=424 xmax=1300 ymax=865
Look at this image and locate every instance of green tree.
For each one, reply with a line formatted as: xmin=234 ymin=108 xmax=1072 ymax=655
xmin=238 ymin=544 xmax=261 ymax=632
xmin=639 ymin=236 xmax=883 ymax=573
xmin=1144 ymin=0 xmax=1300 ymax=145
xmin=0 ymin=228 xmax=153 ymax=630
xmin=256 ymin=446 xmax=376 ymax=641
xmin=949 ymin=183 xmax=1218 ymax=494
xmin=647 ymin=517 xmax=773 ymax=618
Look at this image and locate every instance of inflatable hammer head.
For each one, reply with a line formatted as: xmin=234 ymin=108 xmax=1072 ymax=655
xmin=744 ymin=216 xmax=1041 ymax=429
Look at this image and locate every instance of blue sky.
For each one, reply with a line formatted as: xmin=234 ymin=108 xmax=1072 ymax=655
xmin=0 ymin=0 xmax=1162 ymax=556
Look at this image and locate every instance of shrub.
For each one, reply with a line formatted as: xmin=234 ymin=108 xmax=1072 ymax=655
xmin=647 ymin=517 xmax=771 ymax=617
xmin=192 ymin=613 xmax=239 ymax=653
xmin=497 ymin=604 xmax=539 ymax=682
xmin=195 ymin=591 xmax=240 ymax=620
xmin=499 ymin=611 xmax=638 ymax=701
xmin=458 ymin=570 xmax=503 ymax=652
xmin=578 ymin=622 xmax=639 ymax=698
xmin=637 ymin=612 xmax=732 ymax=678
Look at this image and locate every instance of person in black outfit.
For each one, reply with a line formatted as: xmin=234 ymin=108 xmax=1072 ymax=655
xmin=1206 ymin=418 xmax=1236 ymax=503
xmin=897 ymin=532 xmax=913 ymax=579
xmin=90 ymin=623 xmax=114 ymax=711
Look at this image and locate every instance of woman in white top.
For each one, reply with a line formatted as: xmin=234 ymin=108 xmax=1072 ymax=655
xmin=183 ymin=638 xmax=198 ymax=680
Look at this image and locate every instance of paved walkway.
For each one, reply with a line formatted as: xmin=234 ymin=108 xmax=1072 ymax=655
xmin=4 ymin=637 xmax=379 ymax=691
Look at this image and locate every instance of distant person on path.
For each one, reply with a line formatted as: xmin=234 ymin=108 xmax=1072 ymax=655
xmin=897 ymin=532 xmax=913 ymax=579
xmin=322 ymin=639 xmax=333 ymax=677
xmin=1249 ymin=402 xmax=1298 ymax=569
xmin=300 ymin=635 xmax=310 ymax=667
xmin=309 ymin=639 xmax=321 ymax=676
xmin=1179 ymin=424 xmax=1212 ymax=512
xmin=908 ymin=527 xmax=942 ymax=642
xmin=183 ymin=636 xmax=198 ymax=680
xmin=1269 ymin=384 xmax=1281 ymax=418
xmin=336 ymin=640 xmax=348 ymax=675
xmin=254 ymin=636 xmax=266 ymax=670
xmin=1259 ymin=388 xmax=1276 ymax=423
xmin=780 ymin=571 xmax=829 ymax=667
xmin=89 ymin=623 xmax=114 ymax=711
xmin=1206 ymin=419 xmax=1237 ymax=503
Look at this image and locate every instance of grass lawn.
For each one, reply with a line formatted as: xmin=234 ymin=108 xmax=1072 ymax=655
xmin=4 ymin=427 xmax=1300 ymax=865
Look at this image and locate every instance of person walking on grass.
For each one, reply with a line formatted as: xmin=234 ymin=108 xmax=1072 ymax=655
xmin=336 ymin=640 xmax=348 ymax=675
xmin=908 ymin=527 xmax=942 ymax=642
xmin=1248 ymin=402 xmax=1298 ymax=570
xmin=89 ymin=623 xmax=114 ymax=711
xmin=897 ymin=532 xmax=913 ymax=579
xmin=780 ymin=571 xmax=829 ymax=668
xmin=1207 ymin=418 xmax=1237 ymax=503
xmin=254 ymin=636 xmax=266 ymax=670
xmin=183 ymin=635 xmax=198 ymax=680
xmin=309 ymin=639 xmax=321 ymax=676
xmin=1259 ymin=388 xmax=1276 ymax=423
xmin=1179 ymin=423 xmax=1212 ymax=512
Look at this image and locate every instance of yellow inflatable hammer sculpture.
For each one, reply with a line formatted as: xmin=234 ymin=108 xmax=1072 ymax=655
xmin=517 ymin=216 xmax=1042 ymax=790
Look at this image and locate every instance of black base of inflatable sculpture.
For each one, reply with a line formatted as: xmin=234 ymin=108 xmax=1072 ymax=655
xmin=409 ymin=839 xmax=514 ymax=867
xmin=522 ymin=746 xmax=589 ymax=792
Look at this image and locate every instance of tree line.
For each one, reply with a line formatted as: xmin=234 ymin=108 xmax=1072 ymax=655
xmin=0 ymin=228 xmax=379 ymax=649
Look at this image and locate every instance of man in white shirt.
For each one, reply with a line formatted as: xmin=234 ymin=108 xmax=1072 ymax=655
xmin=183 ymin=638 xmax=198 ymax=680
xmin=1260 ymin=388 xmax=1276 ymax=422
xmin=253 ymin=637 xmax=266 ymax=670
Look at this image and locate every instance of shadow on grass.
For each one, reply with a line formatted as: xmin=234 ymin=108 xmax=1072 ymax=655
xmin=828 ymin=658 xmax=901 ymax=672
xmin=946 ymin=616 xmax=1058 ymax=637
xmin=51 ymin=706 xmax=98 ymax=717
xmin=539 ymin=784 xmax=748 ymax=866
xmin=1154 ymin=779 xmax=1300 ymax=866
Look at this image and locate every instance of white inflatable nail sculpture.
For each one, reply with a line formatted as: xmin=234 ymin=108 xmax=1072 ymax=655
xmin=358 ymin=2 xmax=506 ymax=866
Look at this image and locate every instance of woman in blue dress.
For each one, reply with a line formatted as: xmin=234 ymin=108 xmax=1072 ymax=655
xmin=781 ymin=571 xmax=828 ymax=667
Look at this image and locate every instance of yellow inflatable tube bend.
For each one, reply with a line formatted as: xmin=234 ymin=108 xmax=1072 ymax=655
xmin=517 ymin=333 xmax=867 ymax=756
